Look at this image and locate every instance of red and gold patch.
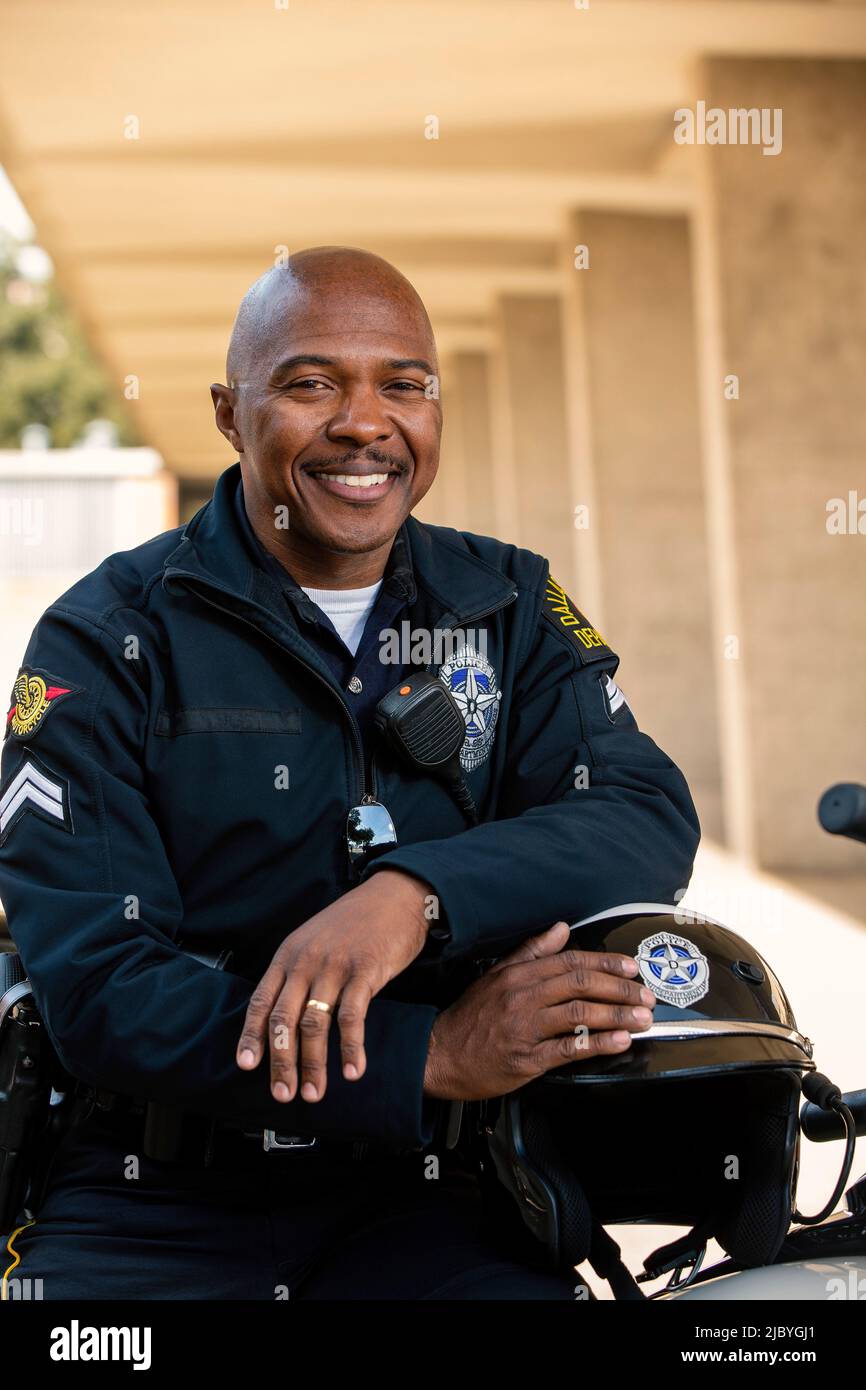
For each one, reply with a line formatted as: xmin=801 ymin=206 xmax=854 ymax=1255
xmin=5 ymin=668 xmax=80 ymax=741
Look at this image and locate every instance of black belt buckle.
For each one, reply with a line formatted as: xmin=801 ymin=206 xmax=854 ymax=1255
xmin=262 ymin=1129 xmax=318 ymax=1153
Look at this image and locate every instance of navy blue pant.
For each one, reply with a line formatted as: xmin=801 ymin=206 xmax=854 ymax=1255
xmin=9 ymin=1112 xmax=580 ymax=1300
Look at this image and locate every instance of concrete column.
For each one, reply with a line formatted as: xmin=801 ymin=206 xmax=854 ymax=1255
xmin=445 ymin=350 xmax=496 ymax=536
xmin=695 ymin=58 xmax=866 ymax=872
xmin=435 ymin=351 xmax=470 ymax=529
xmin=413 ymin=353 xmax=455 ymax=528
xmin=559 ymin=230 xmax=605 ymax=626
xmin=422 ymin=350 xmax=488 ymax=535
xmin=562 ymin=209 xmax=723 ymax=841
xmin=487 ymin=325 xmax=520 ymax=548
xmin=494 ymin=295 xmax=574 ymax=583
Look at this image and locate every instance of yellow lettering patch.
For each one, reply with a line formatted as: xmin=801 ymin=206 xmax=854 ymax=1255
xmin=542 ymin=577 xmax=612 ymax=662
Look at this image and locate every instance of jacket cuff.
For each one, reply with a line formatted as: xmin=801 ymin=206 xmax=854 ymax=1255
xmin=335 ymin=997 xmax=440 ymax=1146
xmin=364 ymin=846 xmax=481 ymax=958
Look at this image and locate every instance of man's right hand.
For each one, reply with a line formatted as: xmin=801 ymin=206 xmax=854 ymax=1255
xmin=423 ymin=921 xmax=656 ymax=1101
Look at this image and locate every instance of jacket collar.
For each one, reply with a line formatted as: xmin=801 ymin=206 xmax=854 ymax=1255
xmin=163 ymin=461 xmax=515 ymax=627
xmin=228 ymin=466 xmax=416 ymax=627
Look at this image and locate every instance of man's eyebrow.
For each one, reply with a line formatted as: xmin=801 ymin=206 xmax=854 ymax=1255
xmin=269 ymin=354 xmax=435 ymax=376
xmin=386 ymin=358 xmax=434 ymax=374
xmin=269 ymin=354 xmax=337 ymax=376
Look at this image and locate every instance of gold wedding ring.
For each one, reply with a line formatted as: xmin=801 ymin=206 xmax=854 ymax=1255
xmin=304 ymin=998 xmax=332 ymax=1014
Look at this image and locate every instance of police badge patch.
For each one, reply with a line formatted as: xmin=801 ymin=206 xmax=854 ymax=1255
xmin=635 ymin=931 xmax=710 ymax=1008
xmin=438 ymin=643 xmax=502 ymax=772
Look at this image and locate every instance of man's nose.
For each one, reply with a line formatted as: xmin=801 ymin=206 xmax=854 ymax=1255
xmin=324 ymin=385 xmax=393 ymax=447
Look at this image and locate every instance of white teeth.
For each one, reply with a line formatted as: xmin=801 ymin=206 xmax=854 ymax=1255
xmin=324 ymin=473 xmax=391 ymax=489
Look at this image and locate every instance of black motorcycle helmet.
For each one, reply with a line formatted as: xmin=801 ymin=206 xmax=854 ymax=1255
xmin=479 ymin=905 xmax=815 ymax=1296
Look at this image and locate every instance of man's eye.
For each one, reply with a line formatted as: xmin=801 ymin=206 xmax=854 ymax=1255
xmin=288 ymin=378 xmax=329 ymax=391
xmin=387 ymin=380 xmax=425 ymax=392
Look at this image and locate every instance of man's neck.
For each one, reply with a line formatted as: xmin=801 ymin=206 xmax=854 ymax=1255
xmin=245 ymin=498 xmax=394 ymax=590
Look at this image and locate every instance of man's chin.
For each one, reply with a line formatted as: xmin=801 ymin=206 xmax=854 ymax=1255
xmin=305 ymin=496 xmax=412 ymax=554
xmin=306 ymin=512 xmax=405 ymax=556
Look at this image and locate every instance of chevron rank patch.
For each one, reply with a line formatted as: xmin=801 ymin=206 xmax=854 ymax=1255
xmin=0 ymin=753 xmax=73 ymax=845
xmin=601 ymin=671 xmax=630 ymax=723
xmin=542 ymin=576 xmax=613 ymax=664
xmin=5 ymin=667 xmax=80 ymax=742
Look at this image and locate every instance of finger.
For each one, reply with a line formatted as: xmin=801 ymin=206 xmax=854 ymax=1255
xmin=236 ymin=964 xmax=287 ymax=1069
xmin=489 ymin=921 xmax=571 ymax=974
xmin=531 ymin=1028 xmax=634 ymax=1073
xmin=296 ymin=974 xmax=343 ymax=1104
xmin=505 ymin=946 xmax=640 ymax=988
xmin=541 ymin=998 xmax=655 ymax=1039
xmin=533 ymin=964 xmax=656 ymax=1011
xmin=337 ymin=977 xmax=373 ymax=1081
xmin=267 ymin=972 xmax=312 ymax=1101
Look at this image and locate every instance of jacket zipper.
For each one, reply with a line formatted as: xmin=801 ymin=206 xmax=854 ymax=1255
xmin=166 ymin=573 xmax=369 ymax=805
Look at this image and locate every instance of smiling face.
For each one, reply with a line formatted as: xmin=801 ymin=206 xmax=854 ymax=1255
xmin=211 ymin=250 xmax=442 ymax=584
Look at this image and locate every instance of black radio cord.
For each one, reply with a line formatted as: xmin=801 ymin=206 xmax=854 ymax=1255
xmin=448 ymin=772 xmax=478 ymax=826
xmin=793 ymin=1077 xmax=857 ymax=1225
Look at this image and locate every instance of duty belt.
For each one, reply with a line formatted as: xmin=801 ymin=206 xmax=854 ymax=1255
xmin=76 ymin=1086 xmax=425 ymax=1168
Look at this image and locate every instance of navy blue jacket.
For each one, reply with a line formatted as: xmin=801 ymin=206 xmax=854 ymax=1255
xmin=0 ymin=464 xmax=699 ymax=1146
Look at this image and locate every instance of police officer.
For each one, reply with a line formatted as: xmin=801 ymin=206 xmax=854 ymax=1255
xmin=0 ymin=248 xmax=699 ymax=1299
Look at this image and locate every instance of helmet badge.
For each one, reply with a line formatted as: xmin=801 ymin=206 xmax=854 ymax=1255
xmin=635 ymin=931 xmax=710 ymax=1008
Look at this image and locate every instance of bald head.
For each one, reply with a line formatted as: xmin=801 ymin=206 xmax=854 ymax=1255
xmin=212 ymin=245 xmax=442 ymax=576
xmin=226 ymin=246 xmax=436 ymax=386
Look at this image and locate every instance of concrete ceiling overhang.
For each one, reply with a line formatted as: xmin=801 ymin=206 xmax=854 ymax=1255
xmin=1 ymin=0 xmax=864 ymax=476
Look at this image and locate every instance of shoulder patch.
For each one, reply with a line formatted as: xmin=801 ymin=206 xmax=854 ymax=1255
xmin=0 ymin=751 xmax=74 ymax=844
xmin=542 ymin=576 xmax=613 ymax=664
xmin=601 ymin=671 xmax=631 ymax=723
xmin=5 ymin=667 xmax=81 ymax=742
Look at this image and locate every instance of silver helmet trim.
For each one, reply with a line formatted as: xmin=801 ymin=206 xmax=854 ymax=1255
xmin=633 ymin=1018 xmax=813 ymax=1057
xmin=570 ymin=902 xmax=729 ymax=932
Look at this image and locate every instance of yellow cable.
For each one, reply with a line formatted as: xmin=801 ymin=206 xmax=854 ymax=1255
xmin=2 ymin=1220 xmax=35 ymax=1300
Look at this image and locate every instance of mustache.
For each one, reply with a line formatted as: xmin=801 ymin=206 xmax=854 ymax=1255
xmin=301 ymin=449 xmax=409 ymax=474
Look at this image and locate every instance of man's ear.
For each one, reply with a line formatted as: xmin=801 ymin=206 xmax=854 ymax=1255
xmin=211 ymin=383 xmax=244 ymax=454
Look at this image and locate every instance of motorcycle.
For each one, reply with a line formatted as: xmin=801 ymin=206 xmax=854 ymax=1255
xmin=655 ymin=781 xmax=866 ymax=1301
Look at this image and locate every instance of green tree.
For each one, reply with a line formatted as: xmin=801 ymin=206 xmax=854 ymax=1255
xmin=0 ymin=233 xmax=139 ymax=449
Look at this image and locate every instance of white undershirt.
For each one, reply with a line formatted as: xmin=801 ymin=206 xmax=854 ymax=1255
xmin=300 ymin=580 xmax=383 ymax=657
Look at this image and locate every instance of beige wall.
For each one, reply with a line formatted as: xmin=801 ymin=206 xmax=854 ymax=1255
xmin=700 ymin=57 xmax=866 ymax=872
xmin=444 ymin=351 xmax=496 ymax=538
xmin=494 ymin=295 xmax=574 ymax=584
xmin=570 ymin=210 xmax=723 ymax=840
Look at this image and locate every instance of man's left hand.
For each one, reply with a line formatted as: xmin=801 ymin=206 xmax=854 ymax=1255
xmin=236 ymin=869 xmax=432 ymax=1103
